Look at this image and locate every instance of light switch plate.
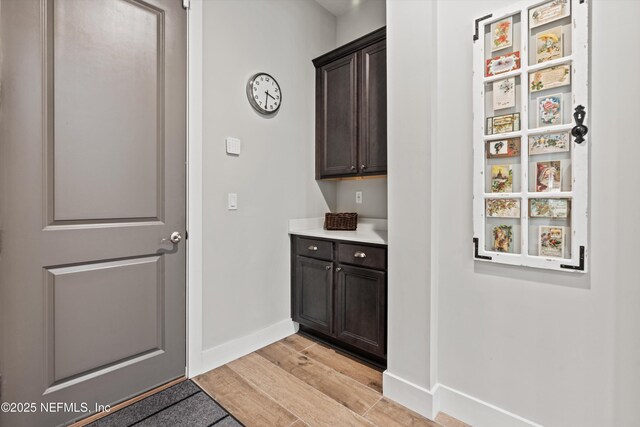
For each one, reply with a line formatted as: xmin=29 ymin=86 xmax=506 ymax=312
xmin=226 ymin=137 xmax=241 ymax=155
xmin=356 ymin=191 xmax=363 ymax=204
xmin=228 ymin=193 xmax=238 ymax=210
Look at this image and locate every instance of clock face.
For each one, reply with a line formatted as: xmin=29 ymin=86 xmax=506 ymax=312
xmin=247 ymin=73 xmax=282 ymax=115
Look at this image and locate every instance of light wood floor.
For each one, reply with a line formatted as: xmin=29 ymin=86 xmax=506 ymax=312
xmin=195 ymin=334 xmax=469 ymax=427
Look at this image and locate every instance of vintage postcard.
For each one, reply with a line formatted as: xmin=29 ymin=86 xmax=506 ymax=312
xmin=529 ymin=0 xmax=570 ymax=29
xmin=528 ymin=132 xmax=570 ymax=155
xmin=538 ymin=226 xmax=565 ymax=258
xmin=486 ymin=51 xmax=521 ymax=77
xmin=529 ymin=198 xmax=570 ymax=218
xmin=491 ymin=17 xmax=513 ymax=52
xmin=530 ymin=65 xmax=570 ymax=92
xmin=491 ymin=165 xmax=513 ymax=193
xmin=486 ymin=198 xmax=521 ymax=218
xmin=487 ymin=113 xmax=520 ymax=135
xmin=493 ymin=225 xmax=513 ymax=252
xmin=537 ymin=94 xmax=562 ymax=127
xmin=493 ymin=77 xmax=516 ymax=110
xmin=536 ymin=161 xmax=561 ymax=192
xmin=535 ymin=26 xmax=563 ymax=63
xmin=487 ymin=138 xmax=521 ymax=159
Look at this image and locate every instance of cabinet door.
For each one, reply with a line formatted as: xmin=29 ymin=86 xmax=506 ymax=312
xmin=335 ymin=265 xmax=386 ymax=357
xmin=294 ymin=256 xmax=333 ymax=335
xmin=317 ymin=53 xmax=358 ymax=178
xmin=359 ymin=40 xmax=387 ymax=175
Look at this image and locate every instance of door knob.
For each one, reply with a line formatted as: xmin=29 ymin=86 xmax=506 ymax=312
xmin=169 ymin=231 xmax=182 ymax=244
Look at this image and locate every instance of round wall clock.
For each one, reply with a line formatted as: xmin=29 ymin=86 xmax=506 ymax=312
xmin=246 ymin=72 xmax=282 ymax=115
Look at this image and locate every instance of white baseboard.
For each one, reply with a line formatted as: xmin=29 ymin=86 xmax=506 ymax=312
xmin=433 ymin=384 xmax=544 ymax=427
xmin=190 ymin=319 xmax=297 ymax=377
xmin=383 ymin=372 xmax=543 ymax=427
xmin=382 ymin=371 xmax=435 ymax=419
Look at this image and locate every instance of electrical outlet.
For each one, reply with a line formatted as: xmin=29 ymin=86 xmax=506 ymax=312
xmin=355 ymin=191 xmax=363 ymax=204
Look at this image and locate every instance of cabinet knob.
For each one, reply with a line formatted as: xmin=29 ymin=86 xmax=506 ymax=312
xmin=336 ymin=267 xmax=342 ymax=272
xmin=350 ymin=165 xmax=356 ymax=171
xmin=354 ymin=251 xmax=367 ymax=258
xmin=308 ymin=245 xmax=318 ymax=251
xmin=325 ymin=265 xmax=332 ymax=270
xmin=361 ymin=164 xmax=367 ymax=170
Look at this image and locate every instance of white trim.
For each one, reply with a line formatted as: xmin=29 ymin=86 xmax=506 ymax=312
xmin=382 ymin=371 xmax=436 ymax=419
xmin=194 ymin=319 xmax=298 ymax=377
xmin=382 ymin=372 xmax=545 ymax=427
xmin=434 ymin=384 xmax=544 ymax=427
xmin=187 ymin=0 xmax=204 ymax=377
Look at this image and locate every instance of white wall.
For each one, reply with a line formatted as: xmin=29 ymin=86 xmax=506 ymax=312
xmin=387 ymin=0 xmax=640 ymax=426
xmin=385 ymin=0 xmax=436 ymax=413
xmin=200 ymin=0 xmax=336 ymax=357
xmin=336 ymin=0 xmax=386 ymax=45
xmin=335 ymin=0 xmax=388 ymax=219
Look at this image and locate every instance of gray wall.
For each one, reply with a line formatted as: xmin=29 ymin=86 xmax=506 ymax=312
xmin=201 ymin=0 xmax=336 ymax=350
xmin=386 ymin=0 xmax=436 ymax=394
xmin=335 ymin=0 xmax=387 ymax=219
xmin=388 ymin=0 xmax=640 ymax=425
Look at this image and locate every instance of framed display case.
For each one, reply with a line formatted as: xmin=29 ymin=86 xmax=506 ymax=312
xmin=472 ymin=0 xmax=589 ymax=272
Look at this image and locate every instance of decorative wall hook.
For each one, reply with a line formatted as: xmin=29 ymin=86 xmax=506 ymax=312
xmin=571 ymin=105 xmax=588 ymax=144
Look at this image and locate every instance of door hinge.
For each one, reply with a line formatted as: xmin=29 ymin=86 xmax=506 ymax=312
xmin=182 ymin=0 xmax=190 ymax=10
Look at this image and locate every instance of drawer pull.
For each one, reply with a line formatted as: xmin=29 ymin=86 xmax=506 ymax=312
xmin=308 ymin=245 xmax=318 ymax=251
xmin=336 ymin=267 xmax=342 ymax=272
xmin=325 ymin=265 xmax=332 ymax=270
xmin=354 ymin=251 xmax=367 ymax=258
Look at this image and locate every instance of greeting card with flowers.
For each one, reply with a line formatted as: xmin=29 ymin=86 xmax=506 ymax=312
xmin=536 ymin=26 xmax=563 ymax=63
xmin=538 ymin=226 xmax=565 ymax=258
xmin=537 ymin=94 xmax=562 ymax=127
xmin=493 ymin=225 xmax=513 ymax=252
xmin=491 ymin=17 xmax=513 ymax=52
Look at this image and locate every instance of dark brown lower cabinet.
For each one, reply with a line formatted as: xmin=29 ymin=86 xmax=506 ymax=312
xmin=294 ymin=256 xmax=333 ymax=336
xmin=291 ymin=235 xmax=387 ymax=365
xmin=335 ymin=265 xmax=386 ymax=358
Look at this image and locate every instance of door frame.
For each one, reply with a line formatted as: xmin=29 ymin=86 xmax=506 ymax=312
xmin=186 ymin=0 xmax=204 ymax=377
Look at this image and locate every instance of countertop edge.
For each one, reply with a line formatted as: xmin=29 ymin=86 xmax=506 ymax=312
xmin=288 ymin=229 xmax=388 ymax=246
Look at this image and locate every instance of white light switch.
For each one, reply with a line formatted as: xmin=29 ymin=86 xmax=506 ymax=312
xmin=226 ymin=137 xmax=241 ymax=155
xmin=356 ymin=191 xmax=363 ymax=204
xmin=228 ymin=193 xmax=238 ymax=210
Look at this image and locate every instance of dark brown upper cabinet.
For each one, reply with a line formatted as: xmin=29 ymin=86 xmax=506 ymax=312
xmin=313 ymin=27 xmax=386 ymax=180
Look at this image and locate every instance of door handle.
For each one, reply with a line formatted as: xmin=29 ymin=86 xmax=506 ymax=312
xmin=163 ymin=231 xmax=182 ymax=244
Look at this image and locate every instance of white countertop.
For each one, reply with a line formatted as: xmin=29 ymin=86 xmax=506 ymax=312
xmin=289 ymin=217 xmax=388 ymax=245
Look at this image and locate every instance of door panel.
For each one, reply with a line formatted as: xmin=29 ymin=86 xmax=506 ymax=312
xmin=294 ymin=256 xmax=333 ymax=335
xmin=52 ymin=0 xmax=164 ymax=222
xmin=336 ymin=265 xmax=386 ymax=357
xmin=318 ymin=53 xmax=358 ymax=178
xmin=47 ymin=256 xmax=163 ymax=383
xmin=0 ymin=0 xmax=186 ymax=425
xmin=359 ymin=40 xmax=387 ymax=175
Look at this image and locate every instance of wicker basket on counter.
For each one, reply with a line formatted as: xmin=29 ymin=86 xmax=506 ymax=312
xmin=324 ymin=212 xmax=358 ymax=231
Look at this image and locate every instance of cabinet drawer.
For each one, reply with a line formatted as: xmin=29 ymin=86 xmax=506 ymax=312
xmin=295 ymin=237 xmax=333 ymax=261
xmin=337 ymin=243 xmax=386 ymax=270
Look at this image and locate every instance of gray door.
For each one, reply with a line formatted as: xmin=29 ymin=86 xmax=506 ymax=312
xmin=0 ymin=0 xmax=186 ymax=426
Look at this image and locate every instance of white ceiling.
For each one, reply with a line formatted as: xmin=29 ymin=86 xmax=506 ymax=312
xmin=314 ymin=0 xmax=368 ymax=17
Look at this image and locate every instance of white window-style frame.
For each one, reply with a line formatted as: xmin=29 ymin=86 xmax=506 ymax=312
xmin=472 ymin=0 xmax=589 ymax=272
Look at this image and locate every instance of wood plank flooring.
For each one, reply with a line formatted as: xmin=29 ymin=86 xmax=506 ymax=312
xmin=195 ymin=334 xmax=443 ymax=427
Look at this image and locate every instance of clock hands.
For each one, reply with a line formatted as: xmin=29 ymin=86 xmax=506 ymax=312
xmin=265 ymin=90 xmax=277 ymax=101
